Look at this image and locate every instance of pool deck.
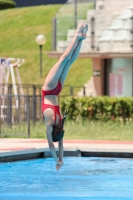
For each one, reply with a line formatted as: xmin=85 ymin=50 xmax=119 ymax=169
xmin=0 ymin=139 xmax=133 ymax=162
xmin=0 ymin=139 xmax=133 ymax=153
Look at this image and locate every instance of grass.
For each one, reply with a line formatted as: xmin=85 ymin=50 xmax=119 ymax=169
xmin=0 ymin=4 xmax=93 ymax=94
xmin=1 ymin=120 xmax=133 ymax=141
xmin=63 ymin=120 xmax=133 ymax=140
xmin=30 ymin=120 xmax=133 ymax=140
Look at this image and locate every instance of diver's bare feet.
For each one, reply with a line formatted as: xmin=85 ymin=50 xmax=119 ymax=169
xmin=75 ymin=23 xmax=84 ymax=39
xmin=82 ymin=23 xmax=88 ymax=40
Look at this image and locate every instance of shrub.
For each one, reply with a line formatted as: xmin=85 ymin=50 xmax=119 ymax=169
xmin=0 ymin=0 xmax=16 ymax=10
xmin=61 ymin=96 xmax=133 ymax=122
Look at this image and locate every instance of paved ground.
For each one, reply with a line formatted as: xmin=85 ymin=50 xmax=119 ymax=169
xmin=0 ymin=139 xmax=133 ymax=153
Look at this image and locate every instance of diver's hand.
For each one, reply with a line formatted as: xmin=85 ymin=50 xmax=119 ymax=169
xmin=56 ymin=161 xmax=64 ymax=170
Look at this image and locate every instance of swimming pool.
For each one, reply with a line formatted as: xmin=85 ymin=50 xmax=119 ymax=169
xmin=0 ymin=157 xmax=133 ymax=200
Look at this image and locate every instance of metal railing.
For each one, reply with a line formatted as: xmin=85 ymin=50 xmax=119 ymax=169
xmin=0 ymin=84 xmax=89 ymax=138
xmin=0 ymin=83 xmax=88 ymax=97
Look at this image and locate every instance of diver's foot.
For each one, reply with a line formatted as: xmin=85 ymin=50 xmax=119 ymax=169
xmin=82 ymin=23 xmax=88 ymax=40
xmin=75 ymin=23 xmax=84 ymax=39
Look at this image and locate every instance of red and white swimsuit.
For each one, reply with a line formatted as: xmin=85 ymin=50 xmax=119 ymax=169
xmin=42 ymin=82 xmax=62 ymax=124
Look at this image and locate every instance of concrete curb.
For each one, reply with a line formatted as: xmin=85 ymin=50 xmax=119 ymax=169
xmin=0 ymin=147 xmax=133 ymax=163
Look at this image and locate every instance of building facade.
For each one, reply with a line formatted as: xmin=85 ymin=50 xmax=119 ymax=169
xmin=49 ymin=0 xmax=133 ymax=97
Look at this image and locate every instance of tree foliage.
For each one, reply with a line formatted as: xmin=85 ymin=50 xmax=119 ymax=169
xmin=0 ymin=0 xmax=16 ymax=10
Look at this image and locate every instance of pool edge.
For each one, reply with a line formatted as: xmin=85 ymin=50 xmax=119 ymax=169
xmin=0 ymin=148 xmax=133 ymax=162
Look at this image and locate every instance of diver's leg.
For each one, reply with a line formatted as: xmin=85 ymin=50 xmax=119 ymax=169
xmin=42 ymin=24 xmax=84 ymax=90
xmin=59 ymin=24 xmax=88 ymax=86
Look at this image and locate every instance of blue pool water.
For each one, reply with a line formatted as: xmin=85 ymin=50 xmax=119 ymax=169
xmin=0 ymin=157 xmax=133 ymax=200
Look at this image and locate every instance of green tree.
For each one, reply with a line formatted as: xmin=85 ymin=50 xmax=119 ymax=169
xmin=0 ymin=0 xmax=16 ymax=10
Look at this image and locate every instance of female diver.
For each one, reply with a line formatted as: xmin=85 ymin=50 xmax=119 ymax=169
xmin=42 ymin=23 xmax=88 ymax=170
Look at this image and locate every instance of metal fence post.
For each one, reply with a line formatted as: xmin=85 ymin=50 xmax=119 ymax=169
xmin=17 ymin=87 xmax=20 ymax=123
xmin=52 ymin=17 xmax=57 ymax=51
xmin=83 ymin=86 xmax=86 ymax=96
xmin=33 ymin=85 xmax=36 ymax=125
xmin=8 ymin=84 xmax=12 ymax=127
xmin=70 ymin=86 xmax=73 ymax=96
xmin=74 ymin=0 xmax=77 ymax=29
xmin=27 ymin=95 xmax=30 ymax=138
xmin=39 ymin=88 xmax=43 ymax=122
xmin=130 ymin=16 xmax=133 ymax=50
xmin=18 ymin=94 xmax=20 ymax=123
xmin=90 ymin=17 xmax=95 ymax=51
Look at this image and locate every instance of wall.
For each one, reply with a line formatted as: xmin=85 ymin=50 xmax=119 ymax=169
xmin=109 ymin=58 xmax=133 ymax=97
xmin=92 ymin=58 xmax=104 ymax=96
